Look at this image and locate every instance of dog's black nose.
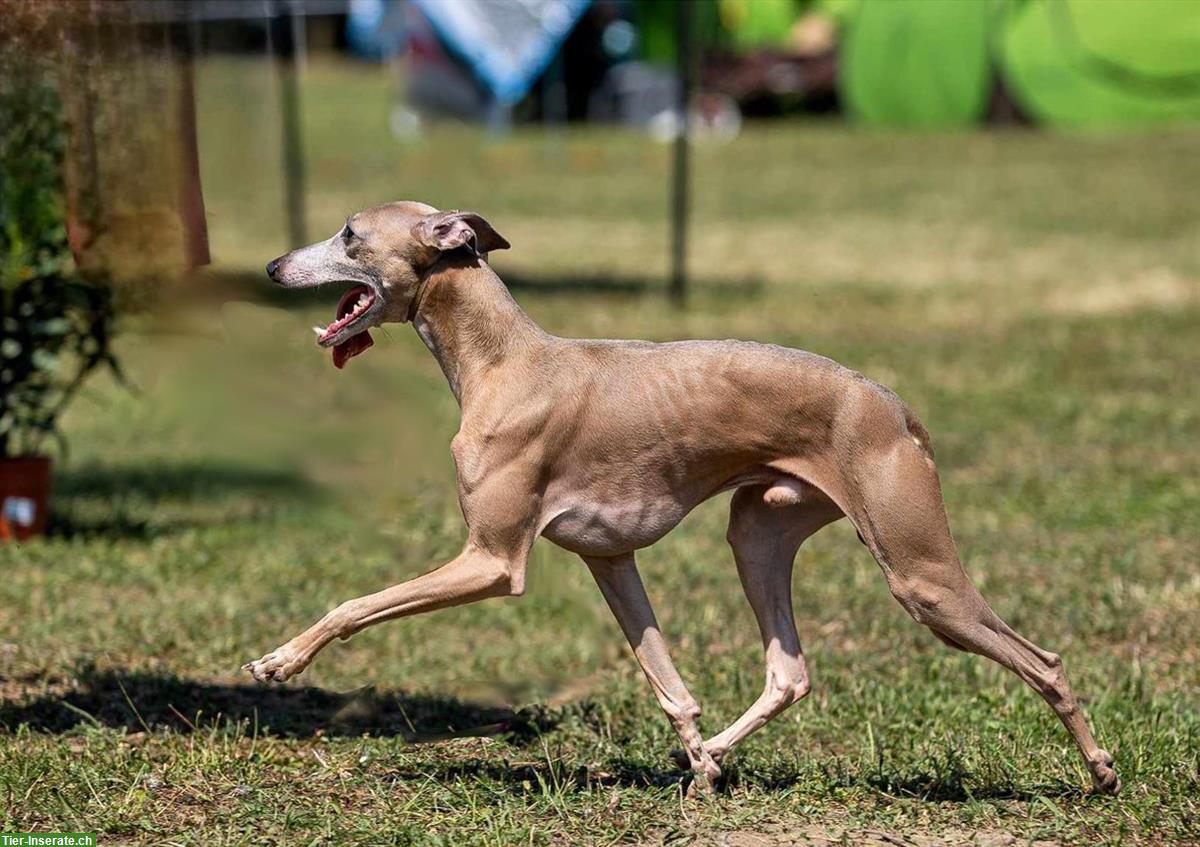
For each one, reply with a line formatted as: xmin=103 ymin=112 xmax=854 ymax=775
xmin=266 ymin=259 xmax=280 ymax=279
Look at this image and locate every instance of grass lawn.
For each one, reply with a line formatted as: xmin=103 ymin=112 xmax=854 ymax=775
xmin=1 ymin=59 xmax=1198 ymax=845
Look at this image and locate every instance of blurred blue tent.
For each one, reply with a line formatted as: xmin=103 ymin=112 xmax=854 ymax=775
xmin=412 ymin=0 xmax=591 ymax=106
xmin=348 ymin=0 xmax=592 ymax=107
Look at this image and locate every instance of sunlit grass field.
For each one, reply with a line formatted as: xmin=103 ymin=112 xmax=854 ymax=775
xmin=1 ymin=59 xmax=1198 ymax=845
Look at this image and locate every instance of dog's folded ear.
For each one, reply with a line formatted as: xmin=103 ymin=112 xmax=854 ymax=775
xmin=412 ymin=210 xmax=510 ymax=257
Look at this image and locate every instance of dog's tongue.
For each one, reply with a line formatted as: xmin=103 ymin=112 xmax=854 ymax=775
xmin=331 ymin=285 xmax=374 ymax=369
xmin=332 ymin=330 xmax=373 ymax=369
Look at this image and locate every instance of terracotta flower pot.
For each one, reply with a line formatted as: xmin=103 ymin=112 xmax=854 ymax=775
xmin=0 ymin=456 xmax=52 ymax=541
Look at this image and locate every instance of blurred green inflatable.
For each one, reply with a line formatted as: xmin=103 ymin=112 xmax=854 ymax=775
xmin=718 ymin=0 xmax=798 ymax=49
xmin=842 ymin=0 xmax=991 ymax=128
xmin=839 ymin=0 xmax=1200 ymax=128
xmin=1001 ymin=0 xmax=1200 ymax=127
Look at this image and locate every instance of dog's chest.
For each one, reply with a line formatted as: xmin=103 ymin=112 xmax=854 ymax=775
xmin=540 ymin=495 xmax=687 ymax=558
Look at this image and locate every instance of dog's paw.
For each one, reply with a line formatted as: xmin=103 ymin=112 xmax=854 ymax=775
xmin=243 ymin=646 xmax=306 ymax=683
xmin=683 ymin=757 xmax=724 ymax=799
xmin=668 ymin=746 xmax=724 ymax=772
xmin=668 ymin=747 xmax=724 ymax=800
xmin=685 ymin=770 xmax=717 ymax=799
xmin=1088 ymin=750 xmax=1120 ymax=796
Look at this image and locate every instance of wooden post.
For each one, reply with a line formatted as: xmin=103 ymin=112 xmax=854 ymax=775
xmin=178 ymin=11 xmax=210 ymax=267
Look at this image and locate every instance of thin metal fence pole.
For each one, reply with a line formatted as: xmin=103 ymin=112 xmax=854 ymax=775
xmin=272 ymin=0 xmax=307 ymax=247
xmin=669 ymin=0 xmax=694 ymax=307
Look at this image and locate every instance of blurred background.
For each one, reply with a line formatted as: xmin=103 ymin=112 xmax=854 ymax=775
xmin=4 ymin=0 xmax=1198 ymax=517
xmin=1 ymin=1 xmax=1198 ymax=843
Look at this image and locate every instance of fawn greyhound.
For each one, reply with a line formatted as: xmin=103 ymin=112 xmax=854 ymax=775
xmin=248 ymin=201 xmax=1119 ymax=795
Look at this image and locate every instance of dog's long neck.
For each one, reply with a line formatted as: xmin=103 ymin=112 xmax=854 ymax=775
xmin=411 ymin=255 xmax=547 ymax=404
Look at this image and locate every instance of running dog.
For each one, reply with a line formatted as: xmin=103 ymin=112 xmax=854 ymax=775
xmin=248 ymin=201 xmax=1119 ymax=795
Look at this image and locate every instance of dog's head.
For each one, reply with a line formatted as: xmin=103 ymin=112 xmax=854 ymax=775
xmin=265 ymin=201 xmax=509 ymax=368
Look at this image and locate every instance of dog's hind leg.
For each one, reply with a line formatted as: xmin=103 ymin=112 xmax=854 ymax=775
xmin=845 ymin=432 xmax=1119 ymax=794
xmin=584 ymin=552 xmax=722 ymax=793
xmin=671 ymin=485 xmax=842 ymax=770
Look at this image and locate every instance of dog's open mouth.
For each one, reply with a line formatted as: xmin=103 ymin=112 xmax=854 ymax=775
xmin=314 ymin=284 xmax=376 ymax=369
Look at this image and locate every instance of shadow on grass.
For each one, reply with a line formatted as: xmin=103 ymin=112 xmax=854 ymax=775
xmin=382 ymin=756 xmax=1082 ymax=801
xmin=0 ymin=668 xmax=692 ymax=791
xmin=53 ymin=461 xmax=314 ymax=501
xmin=47 ymin=461 xmax=318 ymax=540
xmin=387 ymin=755 xmax=686 ymax=793
xmin=857 ymin=771 xmax=1086 ymax=802
xmin=198 ymin=268 xmax=763 ymax=309
xmin=717 ymin=760 xmax=1084 ymax=802
xmin=0 ymin=667 xmax=556 ymax=744
xmin=0 ymin=667 xmax=1086 ymax=799
xmin=504 ymin=271 xmax=764 ymax=299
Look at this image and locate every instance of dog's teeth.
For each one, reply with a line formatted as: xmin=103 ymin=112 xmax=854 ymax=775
xmin=313 ymin=326 xmax=326 ymax=336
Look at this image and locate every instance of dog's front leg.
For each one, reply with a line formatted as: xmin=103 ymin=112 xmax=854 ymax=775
xmin=244 ymin=542 xmax=525 ymax=683
xmin=584 ymin=553 xmax=722 ymax=795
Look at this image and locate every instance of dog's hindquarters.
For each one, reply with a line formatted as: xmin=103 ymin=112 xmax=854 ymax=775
xmin=824 ymin=388 xmax=1118 ymax=793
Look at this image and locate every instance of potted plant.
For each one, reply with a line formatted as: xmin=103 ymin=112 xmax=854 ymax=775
xmin=1 ymin=2 xmax=208 ymax=541
xmin=0 ymin=40 xmax=121 ymax=541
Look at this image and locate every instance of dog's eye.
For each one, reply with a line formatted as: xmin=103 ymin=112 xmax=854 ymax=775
xmin=341 ymin=224 xmax=355 ymax=243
